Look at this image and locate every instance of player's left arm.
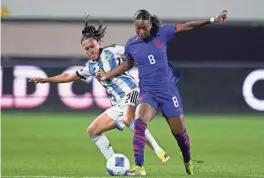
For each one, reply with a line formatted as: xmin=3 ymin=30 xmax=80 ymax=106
xmin=97 ymin=58 xmax=134 ymax=81
xmin=176 ymin=10 xmax=227 ymax=33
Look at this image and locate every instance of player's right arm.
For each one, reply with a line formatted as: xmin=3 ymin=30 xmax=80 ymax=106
xmin=29 ymin=62 xmax=91 ymax=84
xmin=29 ymin=73 xmax=80 ymax=84
xmin=97 ymin=44 xmax=134 ymax=81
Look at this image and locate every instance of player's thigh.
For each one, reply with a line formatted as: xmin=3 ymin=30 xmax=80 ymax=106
xmin=167 ymin=115 xmax=186 ymax=135
xmin=135 ymin=92 xmax=159 ymax=124
xmin=104 ymin=105 xmax=125 ymax=131
xmin=159 ymin=87 xmax=184 ymax=119
xmin=159 ymin=87 xmax=185 ymax=134
xmin=135 ymin=103 xmax=157 ymax=124
xmin=87 ymin=112 xmax=117 ymax=136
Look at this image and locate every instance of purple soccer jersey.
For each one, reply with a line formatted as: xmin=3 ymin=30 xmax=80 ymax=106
xmin=125 ymin=24 xmax=183 ymax=117
xmin=125 ymin=24 xmax=177 ymax=93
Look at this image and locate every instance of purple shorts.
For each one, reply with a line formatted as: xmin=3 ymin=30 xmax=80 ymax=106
xmin=138 ymin=86 xmax=184 ymax=118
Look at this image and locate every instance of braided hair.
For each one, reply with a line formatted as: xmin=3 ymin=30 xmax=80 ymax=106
xmin=134 ymin=10 xmax=162 ymax=36
xmin=81 ymin=15 xmax=107 ymax=43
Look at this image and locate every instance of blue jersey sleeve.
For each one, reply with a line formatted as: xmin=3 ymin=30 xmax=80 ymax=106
xmin=160 ymin=24 xmax=177 ymax=42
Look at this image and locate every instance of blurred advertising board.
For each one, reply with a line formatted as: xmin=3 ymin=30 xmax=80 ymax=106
xmin=1 ymin=57 xmax=263 ymax=113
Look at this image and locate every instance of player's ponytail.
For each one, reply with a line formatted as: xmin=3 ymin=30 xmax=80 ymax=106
xmin=134 ymin=10 xmax=162 ymax=36
xmin=150 ymin=14 xmax=162 ymax=35
xmin=81 ymin=14 xmax=107 ymax=43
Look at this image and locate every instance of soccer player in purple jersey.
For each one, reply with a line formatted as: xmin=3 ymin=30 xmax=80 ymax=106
xmin=98 ymin=9 xmax=227 ymax=175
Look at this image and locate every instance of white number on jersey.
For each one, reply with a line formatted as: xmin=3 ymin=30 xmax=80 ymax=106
xmin=148 ymin=54 xmax=156 ymax=64
xmin=172 ymin=96 xmax=179 ymax=107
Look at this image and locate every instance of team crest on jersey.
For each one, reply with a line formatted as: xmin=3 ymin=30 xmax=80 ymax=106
xmin=156 ymin=40 xmax=161 ymax=48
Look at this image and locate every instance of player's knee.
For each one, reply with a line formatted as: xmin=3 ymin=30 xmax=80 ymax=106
xmin=123 ymin=116 xmax=134 ymax=126
xmin=135 ymin=112 xmax=152 ymax=124
xmin=168 ymin=115 xmax=186 ymax=134
xmin=171 ymin=123 xmax=185 ymax=135
xmin=87 ymin=125 xmax=99 ymax=136
xmin=172 ymin=127 xmax=185 ymax=135
xmin=135 ymin=116 xmax=150 ymax=125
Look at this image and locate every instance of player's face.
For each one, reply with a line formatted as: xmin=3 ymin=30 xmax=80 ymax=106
xmin=82 ymin=38 xmax=100 ymax=61
xmin=134 ymin=19 xmax=152 ymax=39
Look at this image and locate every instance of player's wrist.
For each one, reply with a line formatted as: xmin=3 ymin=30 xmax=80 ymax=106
xmin=42 ymin=78 xmax=49 ymax=83
xmin=105 ymin=72 xmax=112 ymax=80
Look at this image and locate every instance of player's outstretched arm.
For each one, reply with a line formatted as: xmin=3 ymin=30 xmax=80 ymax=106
xmin=176 ymin=10 xmax=227 ymax=33
xmin=29 ymin=73 xmax=80 ymax=84
xmin=97 ymin=59 xmax=134 ymax=81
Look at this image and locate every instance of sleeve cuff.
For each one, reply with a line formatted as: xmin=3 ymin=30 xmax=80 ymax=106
xmin=76 ymin=71 xmax=86 ymax=80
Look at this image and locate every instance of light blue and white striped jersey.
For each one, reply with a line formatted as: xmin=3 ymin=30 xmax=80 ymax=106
xmin=76 ymin=45 xmax=138 ymax=104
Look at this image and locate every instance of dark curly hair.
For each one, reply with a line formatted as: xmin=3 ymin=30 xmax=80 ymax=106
xmin=81 ymin=15 xmax=107 ymax=43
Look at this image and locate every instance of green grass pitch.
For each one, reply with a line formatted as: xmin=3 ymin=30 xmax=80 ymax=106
xmin=1 ymin=112 xmax=264 ymax=178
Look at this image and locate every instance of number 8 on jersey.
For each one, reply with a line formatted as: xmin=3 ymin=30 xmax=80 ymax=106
xmin=148 ymin=54 xmax=156 ymax=64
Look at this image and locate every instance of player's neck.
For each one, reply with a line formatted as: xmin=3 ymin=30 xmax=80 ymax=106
xmin=138 ymin=35 xmax=153 ymax=42
xmin=91 ymin=48 xmax=103 ymax=62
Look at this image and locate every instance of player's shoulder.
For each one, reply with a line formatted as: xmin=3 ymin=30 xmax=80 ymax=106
xmin=125 ymin=35 xmax=138 ymax=46
xmin=102 ymin=44 xmax=117 ymax=52
xmin=158 ymin=24 xmax=176 ymax=34
xmin=102 ymin=44 xmax=124 ymax=54
xmin=85 ymin=59 xmax=93 ymax=66
xmin=101 ymin=44 xmax=124 ymax=60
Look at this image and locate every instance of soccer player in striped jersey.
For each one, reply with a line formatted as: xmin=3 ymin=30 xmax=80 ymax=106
xmin=29 ymin=16 xmax=169 ymax=166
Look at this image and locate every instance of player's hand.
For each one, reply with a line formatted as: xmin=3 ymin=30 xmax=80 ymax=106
xmin=96 ymin=71 xmax=109 ymax=81
xmin=215 ymin=10 xmax=228 ymax=22
xmin=29 ymin=77 xmax=47 ymax=84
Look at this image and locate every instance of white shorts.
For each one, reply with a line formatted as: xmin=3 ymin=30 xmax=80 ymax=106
xmin=104 ymin=87 xmax=139 ymax=131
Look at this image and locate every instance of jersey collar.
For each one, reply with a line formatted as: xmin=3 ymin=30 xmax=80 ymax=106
xmin=136 ymin=32 xmax=160 ymax=43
